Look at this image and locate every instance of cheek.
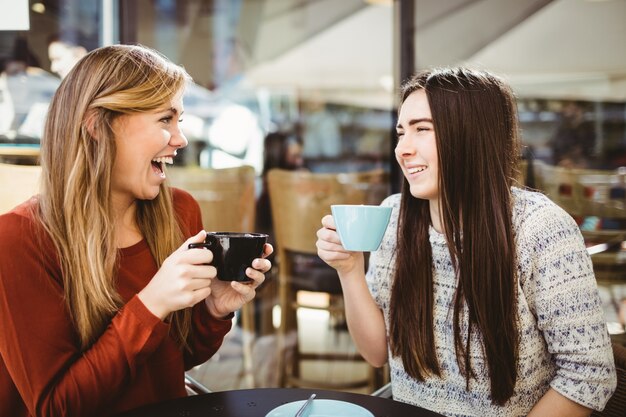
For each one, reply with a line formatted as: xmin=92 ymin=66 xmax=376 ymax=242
xmin=394 ymin=144 xmax=403 ymax=160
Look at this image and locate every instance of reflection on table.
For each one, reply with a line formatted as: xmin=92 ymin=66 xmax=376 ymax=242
xmin=114 ymin=388 xmax=444 ymax=417
xmin=0 ymin=143 xmax=40 ymax=164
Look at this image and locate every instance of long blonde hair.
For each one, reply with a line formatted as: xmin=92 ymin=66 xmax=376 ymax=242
xmin=38 ymin=44 xmax=192 ymax=350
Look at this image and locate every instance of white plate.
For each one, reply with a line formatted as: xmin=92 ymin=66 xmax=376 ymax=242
xmin=265 ymin=399 xmax=374 ymax=417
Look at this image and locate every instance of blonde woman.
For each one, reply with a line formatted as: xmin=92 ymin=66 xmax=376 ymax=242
xmin=0 ymin=44 xmax=272 ymax=417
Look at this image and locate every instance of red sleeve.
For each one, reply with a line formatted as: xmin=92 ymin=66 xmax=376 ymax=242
xmin=184 ymin=305 xmax=233 ymax=370
xmin=0 ymin=210 xmax=168 ymax=417
xmin=170 ymin=188 xmax=234 ymax=368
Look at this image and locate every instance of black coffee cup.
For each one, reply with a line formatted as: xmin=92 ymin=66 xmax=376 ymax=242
xmin=188 ymin=232 xmax=268 ymax=282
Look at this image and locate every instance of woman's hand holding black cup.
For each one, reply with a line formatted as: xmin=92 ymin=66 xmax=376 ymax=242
xmin=203 ymin=242 xmax=273 ymax=319
xmin=138 ymin=230 xmax=217 ymax=320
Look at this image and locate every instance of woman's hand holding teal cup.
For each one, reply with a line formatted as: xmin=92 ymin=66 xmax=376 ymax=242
xmin=330 ymin=205 xmax=392 ymax=252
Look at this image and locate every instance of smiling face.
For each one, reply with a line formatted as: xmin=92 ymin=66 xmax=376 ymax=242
xmin=110 ymin=92 xmax=187 ymax=205
xmin=395 ymin=89 xmax=439 ymax=203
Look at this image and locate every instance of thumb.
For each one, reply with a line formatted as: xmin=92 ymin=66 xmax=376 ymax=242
xmin=181 ymin=230 xmax=207 ymax=251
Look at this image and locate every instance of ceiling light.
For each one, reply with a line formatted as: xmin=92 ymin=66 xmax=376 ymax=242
xmin=31 ymin=3 xmax=45 ymax=13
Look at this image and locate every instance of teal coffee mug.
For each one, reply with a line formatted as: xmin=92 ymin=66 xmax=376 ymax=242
xmin=331 ymin=205 xmax=392 ymax=252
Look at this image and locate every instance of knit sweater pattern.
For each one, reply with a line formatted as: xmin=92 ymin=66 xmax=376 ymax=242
xmin=366 ymin=187 xmax=616 ymax=416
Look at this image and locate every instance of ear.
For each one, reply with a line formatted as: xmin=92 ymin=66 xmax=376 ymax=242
xmin=83 ymin=109 xmax=99 ymax=141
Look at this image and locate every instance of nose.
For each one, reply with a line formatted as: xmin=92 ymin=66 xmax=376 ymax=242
xmin=171 ymin=127 xmax=188 ymax=149
xmin=395 ymin=137 xmax=415 ymax=160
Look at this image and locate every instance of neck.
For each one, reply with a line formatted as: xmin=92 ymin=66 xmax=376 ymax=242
xmin=112 ymin=195 xmax=142 ymax=248
xmin=429 ymin=198 xmax=443 ymax=233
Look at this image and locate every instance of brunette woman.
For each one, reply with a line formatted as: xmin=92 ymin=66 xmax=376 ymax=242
xmin=316 ymin=67 xmax=616 ymax=416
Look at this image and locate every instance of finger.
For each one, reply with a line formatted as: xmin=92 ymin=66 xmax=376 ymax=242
xmin=321 ymin=214 xmax=336 ymax=229
xmin=187 ymin=264 xmax=217 ymax=279
xmin=318 ymin=248 xmax=352 ymax=261
xmin=316 ymin=236 xmax=345 ymax=251
xmin=245 ymin=267 xmax=266 ymax=286
xmin=185 ymin=246 xmax=215 ymax=265
xmin=186 ymin=275 xmax=214 ymax=291
xmin=317 ymin=226 xmax=342 ymax=245
xmin=251 ymin=257 xmax=271 ymax=273
xmin=230 ymin=280 xmax=256 ymax=301
xmin=262 ymin=243 xmax=273 ymax=258
xmin=190 ymin=286 xmax=212 ymax=304
xmin=180 ymin=230 xmax=207 ymax=251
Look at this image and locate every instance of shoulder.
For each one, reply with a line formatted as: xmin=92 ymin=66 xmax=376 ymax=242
xmin=0 ymin=198 xmax=56 ymax=271
xmin=381 ymin=193 xmax=401 ymax=209
xmin=0 ymin=198 xmax=41 ymax=243
xmin=512 ymin=187 xmax=579 ymax=233
xmin=170 ymin=187 xmax=203 ymax=235
xmin=512 ymin=187 xmax=587 ymax=268
xmin=171 ymin=187 xmax=200 ymax=213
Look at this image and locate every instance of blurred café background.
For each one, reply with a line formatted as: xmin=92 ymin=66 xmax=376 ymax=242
xmin=1 ymin=0 xmax=625 ymax=394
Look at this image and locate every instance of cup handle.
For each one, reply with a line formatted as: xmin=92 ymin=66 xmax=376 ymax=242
xmin=188 ymin=234 xmax=218 ymax=250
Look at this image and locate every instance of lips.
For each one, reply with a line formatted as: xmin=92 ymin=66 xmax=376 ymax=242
xmin=406 ymin=165 xmax=427 ymax=174
xmin=151 ymin=156 xmax=174 ymax=176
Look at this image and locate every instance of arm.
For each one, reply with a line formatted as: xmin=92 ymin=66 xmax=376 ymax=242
xmin=317 ymin=215 xmax=388 ymax=367
xmin=521 ymin=201 xmax=616 ymax=412
xmin=0 ymin=214 xmax=170 ymax=417
xmin=169 ymin=188 xmax=272 ymax=367
xmin=183 ymin=302 xmax=233 ymax=369
xmin=527 ymin=388 xmax=592 ymax=417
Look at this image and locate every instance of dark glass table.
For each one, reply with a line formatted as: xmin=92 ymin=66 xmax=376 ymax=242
xmin=114 ymin=388 xmax=444 ymax=417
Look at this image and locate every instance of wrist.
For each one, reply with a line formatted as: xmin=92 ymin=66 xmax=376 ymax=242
xmin=204 ymin=298 xmax=231 ymax=320
xmin=137 ymin=289 xmax=169 ymax=320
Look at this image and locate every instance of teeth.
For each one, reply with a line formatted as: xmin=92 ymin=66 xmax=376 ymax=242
xmin=152 ymin=156 xmax=173 ymax=165
xmin=407 ymin=166 xmax=426 ymax=174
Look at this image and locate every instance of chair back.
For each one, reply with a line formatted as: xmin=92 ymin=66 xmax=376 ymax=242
xmin=0 ymin=162 xmax=42 ymax=214
xmin=167 ymin=165 xmax=256 ymax=232
xmin=267 ymin=168 xmax=389 ymax=255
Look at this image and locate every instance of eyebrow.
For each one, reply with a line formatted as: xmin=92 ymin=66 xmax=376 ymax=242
xmin=396 ymin=118 xmax=433 ymax=130
xmin=160 ymin=107 xmax=185 ymax=116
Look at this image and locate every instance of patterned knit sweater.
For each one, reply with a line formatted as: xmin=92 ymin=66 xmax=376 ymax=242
xmin=366 ymin=187 xmax=616 ymax=416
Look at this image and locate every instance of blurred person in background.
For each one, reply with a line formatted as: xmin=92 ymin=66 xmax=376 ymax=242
xmin=0 ymin=36 xmax=58 ymax=139
xmin=0 ymin=44 xmax=272 ymax=417
xmin=47 ymin=30 xmax=92 ymax=79
xmin=550 ymin=101 xmax=596 ymax=169
xmin=317 ymin=67 xmax=616 ymax=416
xmin=256 ymin=130 xmax=305 ymax=244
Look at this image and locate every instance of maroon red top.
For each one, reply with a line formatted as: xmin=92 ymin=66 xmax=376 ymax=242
xmin=0 ymin=188 xmax=232 ymax=417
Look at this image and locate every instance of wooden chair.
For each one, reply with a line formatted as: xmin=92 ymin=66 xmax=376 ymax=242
xmin=591 ymin=342 xmax=626 ymax=417
xmin=168 ymin=165 xmax=258 ymax=388
xmin=0 ymin=162 xmax=42 ymax=214
xmin=267 ymin=168 xmax=389 ymax=390
xmin=167 ymin=165 xmax=256 ymax=233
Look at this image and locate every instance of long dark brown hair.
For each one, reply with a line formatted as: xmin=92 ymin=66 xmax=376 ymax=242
xmin=389 ymin=67 xmax=521 ymax=405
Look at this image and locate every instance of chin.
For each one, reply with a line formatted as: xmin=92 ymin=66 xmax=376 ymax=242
xmin=409 ymin=185 xmax=436 ymax=200
xmin=139 ymin=187 xmax=162 ymax=201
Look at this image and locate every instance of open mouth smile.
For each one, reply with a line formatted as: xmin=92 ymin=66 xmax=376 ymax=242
xmin=151 ymin=156 xmax=174 ymax=176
